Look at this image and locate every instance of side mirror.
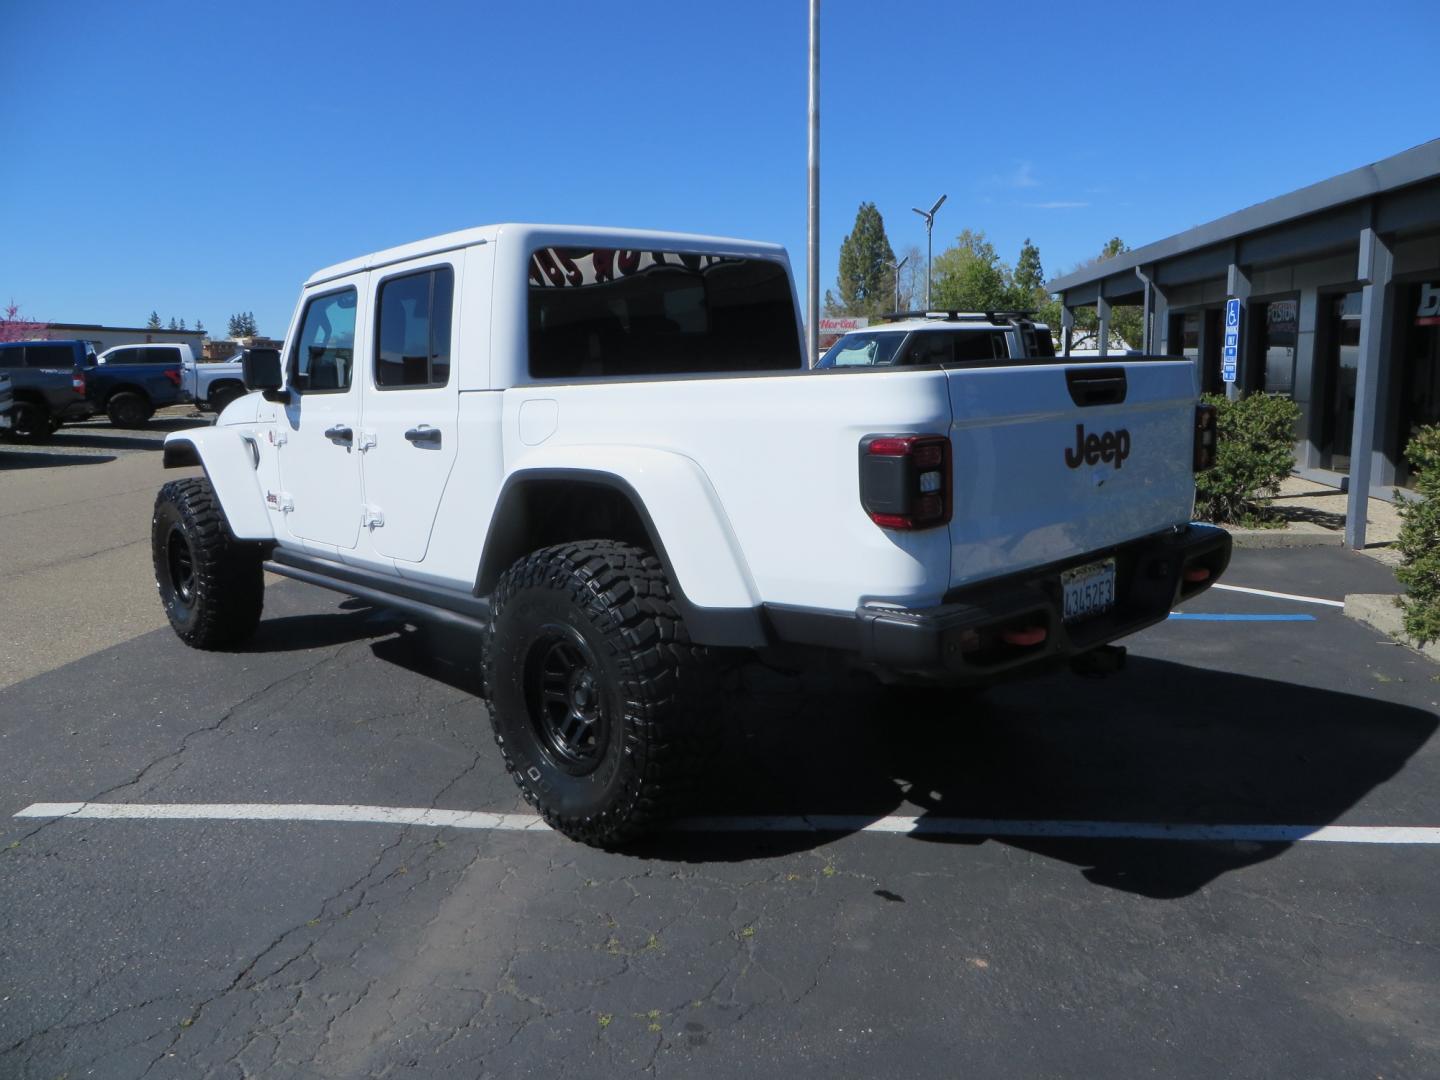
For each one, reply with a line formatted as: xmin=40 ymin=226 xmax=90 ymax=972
xmin=242 ymin=348 xmax=287 ymax=402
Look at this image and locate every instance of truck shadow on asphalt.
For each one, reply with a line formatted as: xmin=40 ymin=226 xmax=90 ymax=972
xmin=0 ymin=449 xmax=117 ymax=469
xmin=50 ymin=416 xmax=210 ymax=453
xmin=336 ymin=615 xmax=1437 ymax=901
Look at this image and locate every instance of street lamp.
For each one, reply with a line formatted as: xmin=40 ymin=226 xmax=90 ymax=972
xmin=890 ymin=254 xmax=909 ymax=312
xmin=911 ymin=194 xmax=947 ymax=310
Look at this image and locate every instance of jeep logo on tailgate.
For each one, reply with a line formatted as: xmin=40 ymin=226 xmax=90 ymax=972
xmin=1065 ymin=424 xmax=1131 ymax=469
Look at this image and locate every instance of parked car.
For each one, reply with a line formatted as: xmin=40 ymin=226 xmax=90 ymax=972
xmin=0 ymin=340 xmax=95 ymax=441
xmin=88 ymin=342 xmax=195 ymax=426
xmin=817 ymin=311 xmax=1057 ymax=368
xmin=187 ymin=354 xmax=247 ymax=414
xmin=154 ymin=223 xmax=1229 ymax=846
xmin=0 ymin=370 xmax=13 ymax=434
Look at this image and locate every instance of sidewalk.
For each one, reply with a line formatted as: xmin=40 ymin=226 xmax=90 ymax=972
xmin=1227 ymin=476 xmax=1404 ymax=566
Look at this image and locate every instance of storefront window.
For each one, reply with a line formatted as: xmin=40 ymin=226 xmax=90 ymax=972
xmin=1260 ymin=299 xmax=1298 ymax=395
xmin=1398 ymin=282 xmax=1440 ymax=486
xmin=1321 ymin=292 xmax=1362 ymax=472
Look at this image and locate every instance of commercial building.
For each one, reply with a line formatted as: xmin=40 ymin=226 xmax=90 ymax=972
xmin=41 ymin=322 xmax=206 ymax=356
xmin=1047 ymin=139 xmax=1440 ymax=547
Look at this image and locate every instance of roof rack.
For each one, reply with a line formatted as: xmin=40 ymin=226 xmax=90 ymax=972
xmin=878 ymin=310 xmax=1037 ymax=325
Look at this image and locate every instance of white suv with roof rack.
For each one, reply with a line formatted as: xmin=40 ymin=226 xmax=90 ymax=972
xmin=818 ymin=310 xmax=1055 ymax=368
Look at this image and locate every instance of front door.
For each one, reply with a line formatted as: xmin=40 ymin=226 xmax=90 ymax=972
xmin=276 ymin=281 xmax=366 ymax=550
xmin=360 ymin=257 xmax=464 ymax=563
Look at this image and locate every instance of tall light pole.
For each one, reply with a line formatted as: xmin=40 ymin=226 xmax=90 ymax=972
xmin=890 ymin=254 xmax=909 ymax=312
xmin=911 ymin=193 xmax=946 ymax=310
xmin=806 ymin=0 xmax=820 ymax=366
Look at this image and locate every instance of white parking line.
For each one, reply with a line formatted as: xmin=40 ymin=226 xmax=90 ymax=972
xmin=15 ymin=802 xmax=1440 ymax=845
xmin=1210 ymin=583 xmax=1345 ymax=608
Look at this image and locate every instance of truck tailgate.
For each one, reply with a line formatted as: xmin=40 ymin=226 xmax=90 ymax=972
xmin=945 ymin=360 xmax=1197 ymax=589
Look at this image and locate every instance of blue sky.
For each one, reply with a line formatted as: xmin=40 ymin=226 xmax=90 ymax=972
xmin=3 ymin=0 xmax=1437 ymax=337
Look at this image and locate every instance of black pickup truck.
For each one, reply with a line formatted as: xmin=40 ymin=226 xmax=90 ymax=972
xmin=0 ymin=340 xmax=96 ymax=441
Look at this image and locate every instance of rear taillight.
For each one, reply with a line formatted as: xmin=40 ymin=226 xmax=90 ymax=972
xmin=163 ymin=368 xmax=182 ymax=387
xmin=72 ymin=372 xmax=86 ymax=394
xmin=1194 ymin=404 xmax=1218 ymax=471
xmin=859 ymin=434 xmax=952 ymax=530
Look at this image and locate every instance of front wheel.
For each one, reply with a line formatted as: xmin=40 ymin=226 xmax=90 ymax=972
xmin=483 ymin=540 xmax=717 ymax=847
xmin=152 ymin=477 xmax=264 ymax=649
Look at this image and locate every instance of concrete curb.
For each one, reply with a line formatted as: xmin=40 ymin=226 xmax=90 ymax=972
xmin=1343 ymin=592 xmax=1440 ymax=665
xmin=1227 ymin=525 xmax=1344 ymax=549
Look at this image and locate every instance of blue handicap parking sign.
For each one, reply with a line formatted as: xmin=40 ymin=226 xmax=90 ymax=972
xmin=1226 ymin=297 xmax=1241 ymax=328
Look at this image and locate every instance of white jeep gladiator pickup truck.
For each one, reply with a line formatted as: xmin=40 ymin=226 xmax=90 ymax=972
xmin=154 ymin=223 xmax=1230 ymax=845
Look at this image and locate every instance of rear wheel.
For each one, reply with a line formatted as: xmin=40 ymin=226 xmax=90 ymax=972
xmin=4 ymin=400 xmax=53 ymax=443
xmin=107 ymin=392 xmax=153 ymax=428
xmin=152 ymin=477 xmax=264 ymax=649
xmin=483 ymin=540 xmax=718 ymax=847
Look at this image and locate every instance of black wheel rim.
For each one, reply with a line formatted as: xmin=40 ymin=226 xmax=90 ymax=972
xmin=523 ymin=624 xmax=610 ymax=775
xmin=166 ymin=526 xmax=196 ymax=606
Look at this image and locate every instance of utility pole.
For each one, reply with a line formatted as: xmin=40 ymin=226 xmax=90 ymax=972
xmin=890 ymin=254 xmax=909 ymax=312
xmin=912 ymin=194 xmax=946 ymax=310
xmin=806 ymin=0 xmax=820 ymax=366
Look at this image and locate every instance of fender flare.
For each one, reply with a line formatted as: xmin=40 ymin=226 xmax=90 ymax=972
xmin=162 ymin=428 xmax=274 ymax=541
xmin=478 ymin=449 xmax=767 ymax=648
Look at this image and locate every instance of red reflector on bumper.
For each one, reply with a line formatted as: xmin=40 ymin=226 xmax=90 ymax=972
xmin=1183 ymin=567 xmax=1210 ymax=583
xmin=1000 ymin=626 xmax=1047 ymax=647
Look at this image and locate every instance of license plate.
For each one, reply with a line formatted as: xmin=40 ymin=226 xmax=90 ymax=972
xmin=1061 ymin=558 xmax=1116 ymax=622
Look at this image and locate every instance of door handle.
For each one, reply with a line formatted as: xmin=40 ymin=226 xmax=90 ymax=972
xmin=404 ymin=426 xmax=442 ymax=447
xmin=324 ymin=425 xmax=353 ymax=445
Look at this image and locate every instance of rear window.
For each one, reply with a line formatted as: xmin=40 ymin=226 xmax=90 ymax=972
xmin=527 ymin=248 xmax=801 ymax=379
xmin=817 ymin=331 xmax=907 ymax=368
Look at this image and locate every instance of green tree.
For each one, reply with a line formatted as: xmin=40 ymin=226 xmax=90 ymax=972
xmin=167 ymin=317 xmax=179 ymax=330
xmin=825 ymin=202 xmax=896 ymax=317
xmin=930 ymin=229 xmax=1011 ymax=311
xmin=179 ymin=318 xmax=187 ymax=331
xmin=1013 ymin=238 xmax=1044 ymax=296
xmin=147 ymin=311 xmax=162 ymax=330
xmin=195 ymin=319 xmax=206 ymax=335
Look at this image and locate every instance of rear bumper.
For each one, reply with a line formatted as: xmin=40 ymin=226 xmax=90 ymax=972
xmin=766 ymin=524 xmax=1232 ymax=681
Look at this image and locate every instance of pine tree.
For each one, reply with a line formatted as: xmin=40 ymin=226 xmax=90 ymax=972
xmin=1013 ymin=239 xmax=1044 ymax=296
xmin=195 ymin=320 xmax=205 ymax=334
xmin=147 ymin=311 xmax=162 ymax=330
xmin=179 ymin=318 xmax=187 ymax=330
xmin=168 ymin=317 xmax=178 ymax=330
xmin=227 ymin=313 xmax=244 ymax=338
xmin=829 ymin=203 xmax=896 ymax=317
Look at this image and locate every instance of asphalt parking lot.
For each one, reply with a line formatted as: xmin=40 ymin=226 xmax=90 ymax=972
xmin=3 ymin=423 xmax=1439 ymax=1079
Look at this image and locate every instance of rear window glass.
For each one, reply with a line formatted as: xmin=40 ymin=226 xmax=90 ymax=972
xmin=105 ymin=348 xmax=141 ymax=365
xmin=527 ymin=248 xmax=801 ymax=379
xmin=818 ymin=331 xmax=907 ymax=368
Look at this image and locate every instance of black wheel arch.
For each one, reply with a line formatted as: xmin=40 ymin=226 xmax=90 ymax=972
xmin=474 ymin=469 xmax=768 ymax=648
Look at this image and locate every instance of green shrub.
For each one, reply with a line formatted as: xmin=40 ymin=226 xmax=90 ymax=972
xmin=1396 ymin=426 xmax=1440 ymax=644
xmin=1193 ymin=392 xmax=1301 ymax=526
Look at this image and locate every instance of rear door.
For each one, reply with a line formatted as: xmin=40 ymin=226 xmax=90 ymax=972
xmin=359 ymin=254 xmax=465 ymax=563
xmin=275 ymin=281 xmax=366 ymax=550
xmin=945 ymin=360 xmax=1198 ymax=589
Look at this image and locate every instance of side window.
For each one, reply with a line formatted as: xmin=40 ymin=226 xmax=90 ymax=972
xmin=106 ymin=348 xmax=140 ymax=365
xmin=289 ymin=288 xmax=358 ymax=392
xmin=374 ymin=267 xmax=454 ymax=388
xmin=0 ymin=345 xmax=22 ymax=367
xmin=901 ymin=334 xmax=953 ymax=365
xmin=951 ymin=331 xmax=1008 ymax=363
xmin=26 ymin=344 xmax=76 ymax=368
